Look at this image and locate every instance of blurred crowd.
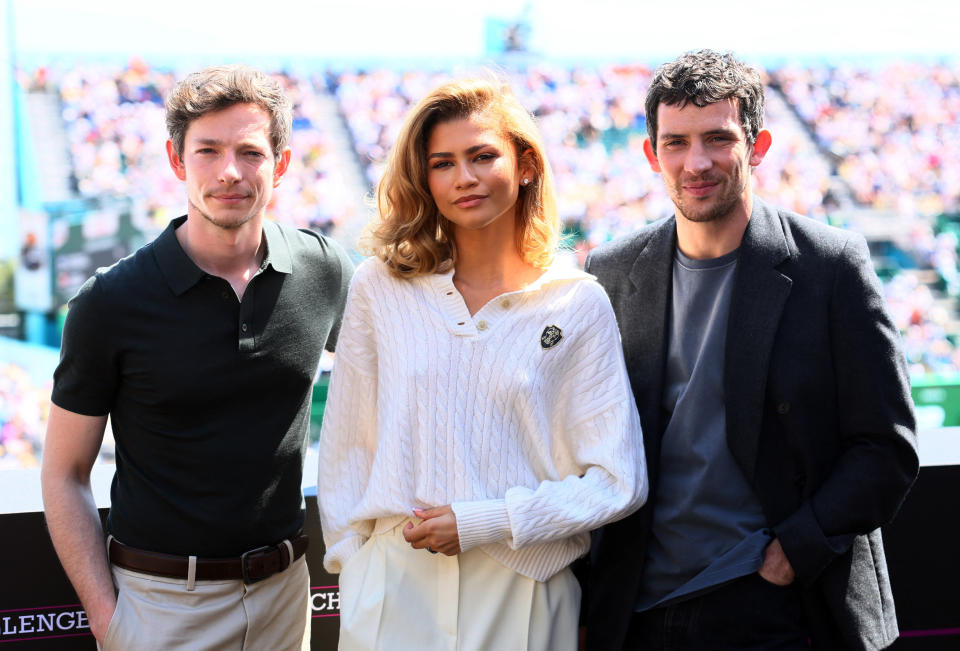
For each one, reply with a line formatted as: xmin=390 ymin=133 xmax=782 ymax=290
xmin=771 ymin=62 xmax=960 ymax=220
xmin=885 ymin=271 xmax=960 ymax=376
xmin=7 ymin=58 xmax=960 ymax=469
xmin=331 ymin=64 xmax=833 ymax=258
xmin=34 ymin=59 xmax=360 ymax=238
xmin=0 ymin=359 xmax=115 ymax=470
xmin=0 ymin=361 xmax=50 ymax=469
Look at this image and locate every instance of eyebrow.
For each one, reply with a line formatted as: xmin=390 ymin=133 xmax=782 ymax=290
xmin=427 ymin=143 xmax=494 ymax=159
xmin=660 ymin=128 xmax=739 ymax=140
xmin=191 ymin=137 xmax=266 ymax=149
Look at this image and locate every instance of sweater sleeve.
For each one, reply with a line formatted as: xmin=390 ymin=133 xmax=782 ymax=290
xmin=316 ymin=262 xmax=380 ymax=573
xmin=453 ymin=282 xmax=648 ymax=552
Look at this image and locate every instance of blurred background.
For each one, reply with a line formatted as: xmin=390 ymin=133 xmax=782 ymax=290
xmin=3 ymin=0 xmax=960 ymax=470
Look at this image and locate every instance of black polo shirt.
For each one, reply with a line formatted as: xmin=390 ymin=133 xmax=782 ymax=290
xmin=52 ymin=216 xmax=353 ymax=557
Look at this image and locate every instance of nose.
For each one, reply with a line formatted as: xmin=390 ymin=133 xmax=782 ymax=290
xmin=218 ymin=153 xmax=241 ymax=184
xmin=684 ymin=141 xmax=712 ymax=175
xmin=455 ymin=162 xmax=478 ymax=189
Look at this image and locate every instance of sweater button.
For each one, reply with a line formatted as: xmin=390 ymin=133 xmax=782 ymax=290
xmin=241 ymin=323 xmax=248 ymax=333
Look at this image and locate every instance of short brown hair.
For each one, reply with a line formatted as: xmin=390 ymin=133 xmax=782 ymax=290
xmin=165 ymin=64 xmax=292 ymax=161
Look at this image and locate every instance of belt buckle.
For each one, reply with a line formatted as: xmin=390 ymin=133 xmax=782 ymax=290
xmin=240 ymin=545 xmax=274 ymax=584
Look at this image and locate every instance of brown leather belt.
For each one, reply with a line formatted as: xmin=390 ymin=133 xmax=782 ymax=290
xmin=108 ymin=533 xmax=309 ymax=584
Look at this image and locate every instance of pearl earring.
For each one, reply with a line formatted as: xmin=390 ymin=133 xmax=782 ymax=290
xmin=522 ymin=178 xmax=530 ymax=185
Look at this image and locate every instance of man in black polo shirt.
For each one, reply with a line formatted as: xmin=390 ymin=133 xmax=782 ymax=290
xmin=41 ymin=65 xmax=353 ymax=649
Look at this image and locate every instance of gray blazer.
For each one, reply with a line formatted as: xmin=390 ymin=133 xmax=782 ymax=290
xmin=582 ymin=198 xmax=918 ymax=650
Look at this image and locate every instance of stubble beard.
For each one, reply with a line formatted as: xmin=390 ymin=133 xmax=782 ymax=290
xmin=672 ymin=163 xmax=749 ymax=224
xmin=190 ymin=198 xmax=256 ymax=231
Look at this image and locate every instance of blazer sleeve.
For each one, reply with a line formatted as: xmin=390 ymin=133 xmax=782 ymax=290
xmin=774 ymin=233 xmax=919 ymax=583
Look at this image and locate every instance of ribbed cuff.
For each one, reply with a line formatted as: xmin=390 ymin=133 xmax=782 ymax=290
xmin=451 ymin=499 xmax=511 ymax=552
xmin=323 ymin=534 xmax=365 ymax=574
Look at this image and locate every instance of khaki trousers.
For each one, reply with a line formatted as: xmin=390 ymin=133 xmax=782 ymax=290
xmin=101 ymin=555 xmax=310 ymax=651
xmin=338 ymin=519 xmax=579 ymax=651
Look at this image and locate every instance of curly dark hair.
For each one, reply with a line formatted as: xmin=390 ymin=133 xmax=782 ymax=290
xmin=645 ymin=50 xmax=765 ymax=153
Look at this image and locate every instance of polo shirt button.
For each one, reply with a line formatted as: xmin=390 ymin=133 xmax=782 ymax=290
xmin=477 ymin=320 xmax=488 ymax=331
xmin=241 ymin=323 xmax=248 ymax=333
xmin=221 ymin=292 xmax=229 ymax=300
xmin=501 ymin=299 xmax=511 ymax=308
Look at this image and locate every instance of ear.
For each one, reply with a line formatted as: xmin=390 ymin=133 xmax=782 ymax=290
xmin=166 ymin=140 xmax=187 ymax=181
xmin=749 ymin=129 xmax=772 ymax=166
xmin=517 ymin=148 xmax=536 ymax=187
xmin=642 ymin=138 xmax=661 ymax=173
xmin=273 ymin=147 xmax=292 ymax=187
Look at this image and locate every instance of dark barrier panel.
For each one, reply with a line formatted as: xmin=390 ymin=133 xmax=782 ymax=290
xmin=2 ymin=469 xmax=958 ymax=649
xmin=0 ymin=511 xmax=97 ymax=647
xmin=887 ymin=465 xmax=960 ymax=650
xmin=303 ymin=494 xmax=341 ymax=649
xmin=0 ymin=499 xmax=340 ymax=650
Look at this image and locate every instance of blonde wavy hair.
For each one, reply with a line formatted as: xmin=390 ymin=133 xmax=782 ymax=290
xmin=365 ymin=77 xmax=560 ymax=278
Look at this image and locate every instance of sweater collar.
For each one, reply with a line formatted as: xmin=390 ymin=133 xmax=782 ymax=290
xmin=432 ymin=258 xmax=593 ymax=295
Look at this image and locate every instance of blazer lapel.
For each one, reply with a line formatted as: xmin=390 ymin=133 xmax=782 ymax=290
xmin=725 ymin=199 xmax=793 ymax=484
xmin=624 ymin=218 xmax=676 ymax=482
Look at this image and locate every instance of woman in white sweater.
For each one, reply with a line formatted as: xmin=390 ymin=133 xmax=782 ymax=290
xmin=317 ymin=77 xmax=647 ymax=650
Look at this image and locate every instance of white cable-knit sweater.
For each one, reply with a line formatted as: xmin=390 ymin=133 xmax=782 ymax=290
xmin=317 ymin=258 xmax=647 ymax=581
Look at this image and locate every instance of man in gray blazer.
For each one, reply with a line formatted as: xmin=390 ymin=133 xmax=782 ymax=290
xmin=583 ymin=50 xmax=918 ymax=650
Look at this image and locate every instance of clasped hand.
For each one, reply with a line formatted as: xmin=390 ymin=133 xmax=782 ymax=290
xmin=402 ymin=505 xmax=460 ymax=556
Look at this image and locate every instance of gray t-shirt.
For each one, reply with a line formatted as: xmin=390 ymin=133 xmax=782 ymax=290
xmin=636 ymin=247 xmax=770 ymax=611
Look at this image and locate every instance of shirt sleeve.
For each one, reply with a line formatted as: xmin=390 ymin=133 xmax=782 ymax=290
xmin=452 ymin=281 xmax=648 ymax=552
xmin=316 ymin=263 xmax=379 ymax=573
xmin=51 ymin=274 xmax=119 ymax=416
xmin=318 ymin=235 xmax=356 ymax=353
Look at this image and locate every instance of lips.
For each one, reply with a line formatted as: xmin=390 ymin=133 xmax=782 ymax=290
xmin=453 ymin=194 xmax=487 ymax=208
xmin=211 ymin=193 xmax=250 ymax=203
xmin=683 ymin=180 xmax=720 ymax=197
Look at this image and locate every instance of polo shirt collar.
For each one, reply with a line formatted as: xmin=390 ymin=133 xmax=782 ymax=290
xmin=153 ymin=216 xmax=293 ymax=296
xmin=153 ymin=216 xmax=204 ymax=296
xmin=261 ymin=218 xmax=293 ymax=274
